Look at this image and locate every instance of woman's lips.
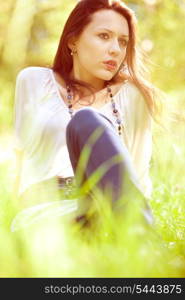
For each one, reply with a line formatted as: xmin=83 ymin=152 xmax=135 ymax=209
xmin=103 ymin=62 xmax=117 ymax=71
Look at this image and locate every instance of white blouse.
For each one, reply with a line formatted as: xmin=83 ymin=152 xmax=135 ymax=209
xmin=14 ymin=66 xmax=153 ymax=199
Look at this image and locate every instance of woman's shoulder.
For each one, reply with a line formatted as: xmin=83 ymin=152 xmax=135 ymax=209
xmin=123 ymin=79 xmax=143 ymax=98
xmin=123 ymin=80 xmax=148 ymax=108
xmin=16 ymin=66 xmax=50 ymax=82
xmin=120 ymin=79 xmax=150 ymax=120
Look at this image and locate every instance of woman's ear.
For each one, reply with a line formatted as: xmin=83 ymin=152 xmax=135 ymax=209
xmin=67 ymin=36 xmax=77 ymax=52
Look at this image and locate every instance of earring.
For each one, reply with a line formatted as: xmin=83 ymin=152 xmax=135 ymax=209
xmin=119 ymin=63 xmax=127 ymax=73
xmin=71 ymin=48 xmax=77 ymax=56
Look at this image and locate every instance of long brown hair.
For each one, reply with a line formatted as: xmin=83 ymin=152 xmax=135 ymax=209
xmin=52 ymin=0 xmax=163 ymax=124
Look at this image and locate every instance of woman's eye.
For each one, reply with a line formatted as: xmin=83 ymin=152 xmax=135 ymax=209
xmin=99 ymin=33 xmax=109 ymax=40
xmin=120 ymin=39 xmax=128 ymax=46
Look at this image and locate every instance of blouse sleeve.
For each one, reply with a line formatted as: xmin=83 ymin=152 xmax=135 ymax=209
xmin=123 ymin=83 xmax=153 ymax=199
xmin=13 ymin=68 xmax=35 ymax=152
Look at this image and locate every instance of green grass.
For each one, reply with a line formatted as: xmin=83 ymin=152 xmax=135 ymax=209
xmin=0 ymin=117 xmax=184 ymax=278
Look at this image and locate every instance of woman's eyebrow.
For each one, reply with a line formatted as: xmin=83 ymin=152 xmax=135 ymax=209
xmin=97 ymin=27 xmax=129 ymax=38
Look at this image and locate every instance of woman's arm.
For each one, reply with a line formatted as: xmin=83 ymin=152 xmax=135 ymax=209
xmin=124 ymin=83 xmax=153 ymax=199
xmin=130 ymin=113 xmax=153 ymax=199
xmin=13 ymin=68 xmax=28 ymax=198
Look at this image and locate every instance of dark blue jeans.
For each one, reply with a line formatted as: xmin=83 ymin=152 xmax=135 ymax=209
xmin=66 ymin=107 xmax=154 ymax=225
xmin=66 ymin=108 xmax=153 ymax=223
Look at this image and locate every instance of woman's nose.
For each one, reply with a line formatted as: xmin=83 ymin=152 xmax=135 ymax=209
xmin=109 ymin=39 xmax=122 ymax=56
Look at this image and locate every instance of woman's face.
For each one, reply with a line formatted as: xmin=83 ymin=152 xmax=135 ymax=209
xmin=69 ymin=9 xmax=129 ymax=89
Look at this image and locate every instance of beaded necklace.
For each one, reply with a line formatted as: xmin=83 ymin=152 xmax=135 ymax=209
xmin=66 ymin=84 xmax=122 ymax=136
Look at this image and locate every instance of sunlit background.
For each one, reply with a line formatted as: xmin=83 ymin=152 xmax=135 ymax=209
xmin=0 ymin=0 xmax=184 ymax=277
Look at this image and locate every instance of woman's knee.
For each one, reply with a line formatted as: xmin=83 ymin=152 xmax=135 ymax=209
xmin=66 ymin=107 xmax=113 ymax=136
xmin=72 ymin=107 xmax=98 ymax=124
xmin=66 ymin=108 xmax=94 ymax=140
xmin=66 ymin=108 xmax=90 ymax=135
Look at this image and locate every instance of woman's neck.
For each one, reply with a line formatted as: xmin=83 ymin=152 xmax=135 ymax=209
xmin=69 ymin=70 xmax=105 ymax=93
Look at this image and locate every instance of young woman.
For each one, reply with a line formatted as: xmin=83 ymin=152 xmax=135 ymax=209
xmin=14 ymin=0 xmax=161 ymax=225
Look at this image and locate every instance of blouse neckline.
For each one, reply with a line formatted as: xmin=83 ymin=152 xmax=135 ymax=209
xmin=49 ymin=68 xmax=125 ymax=111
